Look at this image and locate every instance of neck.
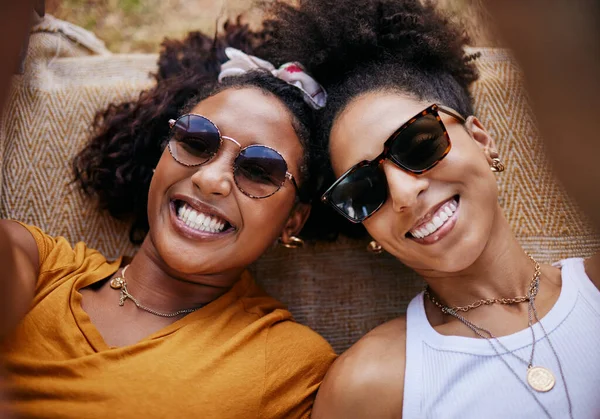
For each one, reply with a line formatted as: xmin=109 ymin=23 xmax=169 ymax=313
xmin=422 ymin=209 xmax=537 ymax=309
xmin=118 ymin=238 xmax=245 ymax=314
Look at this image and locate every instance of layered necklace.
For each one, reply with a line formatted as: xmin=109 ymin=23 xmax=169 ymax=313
xmin=110 ymin=265 xmax=205 ymax=317
xmin=424 ymin=255 xmax=573 ymax=419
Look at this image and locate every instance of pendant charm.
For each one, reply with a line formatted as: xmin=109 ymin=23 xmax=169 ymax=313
xmin=110 ymin=277 xmax=124 ymax=289
xmin=118 ymin=290 xmax=127 ymax=306
xmin=527 ymin=366 xmax=555 ymax=392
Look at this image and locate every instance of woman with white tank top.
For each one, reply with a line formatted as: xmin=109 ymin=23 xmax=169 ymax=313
xmin=262 ymin=0 xmax=600 ymax=417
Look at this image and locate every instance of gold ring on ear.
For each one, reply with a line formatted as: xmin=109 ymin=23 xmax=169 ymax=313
xmin=490 ymin=158 xmax=505 ymax=173
xmin=279 ymin=236 xmax=304 ymax=249
xmin=367 ymin=240 xmax=383 ymax=254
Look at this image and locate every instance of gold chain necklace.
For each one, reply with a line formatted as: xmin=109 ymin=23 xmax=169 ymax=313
xmin=424 ymin=255 xmax=574 ymax=417
xmin=110 ymin=266 xmax=204 ymax=318
xmin=424 ymin=254 xmax=541 ymax=313
xmin=445 ymin=292 xmax=573 ymax=417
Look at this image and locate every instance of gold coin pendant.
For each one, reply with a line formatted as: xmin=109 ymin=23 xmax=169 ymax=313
xmin=527 ymin=366 xmax=555 ymax=392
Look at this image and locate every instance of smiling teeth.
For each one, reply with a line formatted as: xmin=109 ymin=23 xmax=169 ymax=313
xmin=177 ymin=203 xmax=227 ymax=233
xmin=411 ymin=199 xmax=458 ymax=239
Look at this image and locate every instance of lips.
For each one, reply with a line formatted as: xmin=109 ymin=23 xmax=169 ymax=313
xmin=170 ymin=194 xmax=236 ymax=236
xmin=409 ymin=196 xmax=458 ymax=240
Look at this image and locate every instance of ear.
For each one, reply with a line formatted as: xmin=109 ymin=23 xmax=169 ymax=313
xmin=464 ymin=116 xmax=499 ymax=164
xmin=280 ymin=202 xmax=311 ymax=244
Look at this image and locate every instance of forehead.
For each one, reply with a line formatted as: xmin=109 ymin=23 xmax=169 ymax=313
xmin=190 ymin=87 xmax=301 ymax=154
xmin=330 ymin=91 xmax=430 ymax=174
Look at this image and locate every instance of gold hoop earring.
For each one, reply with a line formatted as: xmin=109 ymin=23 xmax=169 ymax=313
xmin=367 ymin=240 xmax=383 ymax=254
xmin=279 ymin=236 xmax=304 ymax=249
xmin=490 ymin=158 xmax=505 ymax=173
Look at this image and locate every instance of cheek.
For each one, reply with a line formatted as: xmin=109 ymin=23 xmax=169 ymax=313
xmin=362 ymin=209 xmax=403 ymax=248
xmin=147 ymin=151 xmax=181 ymax=219
xmin=242 ymin=197 xmax=293 ymax=236
xmin=363 ymin=213 xmax=430 ymax=270
xmin=448 ymin=134 xmax=494 ymax=179
xmin=227 ymin=197 xmax=294 ymax=265
xmin=450 ymin=145 xmax=498 ymax=208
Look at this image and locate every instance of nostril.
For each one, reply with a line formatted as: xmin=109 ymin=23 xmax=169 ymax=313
xmin=392 ymin=202 xmax=409 ymax=213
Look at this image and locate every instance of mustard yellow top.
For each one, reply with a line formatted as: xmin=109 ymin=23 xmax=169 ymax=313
xmin=1 ymin=224 xmax=336 ymax=418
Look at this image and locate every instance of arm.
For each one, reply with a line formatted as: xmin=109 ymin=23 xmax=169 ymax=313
xmin=480 ymin=0 xmax=600 ymax=230
xmin=0 ymin=220 xmax=39 ymax=342
xmin=0 ymin=1 xmax=34 ymax=113
xmin=312 ymin=317 xmax=407 ymax=419
xmin=0 ymin=365 xmax=14 ymax=419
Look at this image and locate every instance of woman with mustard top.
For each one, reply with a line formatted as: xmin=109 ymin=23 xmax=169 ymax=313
xmin=0 ymin=23 xmax=335 ymax=418
xmin=262 ymin=0 xmax=600 ymax=417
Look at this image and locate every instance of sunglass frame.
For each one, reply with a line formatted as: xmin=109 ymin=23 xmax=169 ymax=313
xmin=167 ymin=114 xmax=299 ymax=199
xmin=321 ymin=104 xmax=466 ymax=223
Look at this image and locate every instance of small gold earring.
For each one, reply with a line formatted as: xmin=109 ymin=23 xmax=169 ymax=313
xmin=490 ymin=158 xmax=505 ymax=173
xmin=279 ymin=236 xmax=304 ymax=249
xmin=367 ymin=240 xmax=383 ymax=254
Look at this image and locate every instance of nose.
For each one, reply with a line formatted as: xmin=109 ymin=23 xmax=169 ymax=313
xmin=190 ymin=140 xmax=239 ymax=197
xmin=382 ymin=160 xmax=429 ymax=212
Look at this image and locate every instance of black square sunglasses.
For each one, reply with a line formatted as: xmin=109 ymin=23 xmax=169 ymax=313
xmin=321 ymin=104 xmax=466 ymax=223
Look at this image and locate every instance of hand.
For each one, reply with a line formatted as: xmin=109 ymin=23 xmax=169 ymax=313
xmin=0 ymin=1 xmax=34 ymax=113
xmin=480 ymin=0 xmax=600 ymax=230
xmin=0 ymin=365 xmax=13 ymax=419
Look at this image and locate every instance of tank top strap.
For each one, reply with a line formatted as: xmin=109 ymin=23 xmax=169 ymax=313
xmin=556 ymin=257 xmax=600 ymax=307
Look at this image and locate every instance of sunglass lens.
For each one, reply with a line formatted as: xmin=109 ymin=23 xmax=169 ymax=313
xmin=329 ymin=165 xmax=387 ymax=222
xmin=169 ymin=115 xmax=221 ymax=165
xmin=390 ymin=113 xmax=450 ymax=172
xmin=234 ymin=146 xmax=288 ymax=198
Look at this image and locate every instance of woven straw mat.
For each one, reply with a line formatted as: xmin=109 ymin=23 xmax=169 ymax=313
xmin=0 ymin=19 xmax=598 ymax=353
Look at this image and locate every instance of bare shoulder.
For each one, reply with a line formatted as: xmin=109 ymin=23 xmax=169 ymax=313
xmin=0 ymin=220 xmax=39 ymax=341
xmin=584 ymin=252 xmax=600 ymax=290
xmin=312 ymin=316 xmax=407 ymax=419
xmin=0 ymin=220 xmax=38 ymax=271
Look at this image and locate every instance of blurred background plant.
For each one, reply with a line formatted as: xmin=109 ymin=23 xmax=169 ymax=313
xmin=46 ymin=0 xmax=497 ymax=53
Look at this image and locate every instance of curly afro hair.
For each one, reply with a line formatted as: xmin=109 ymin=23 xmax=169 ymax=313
xmin=258 ymin=0 xmax=480 ymax=238
xmin=72 ymin=20 xmax=323 ymax=244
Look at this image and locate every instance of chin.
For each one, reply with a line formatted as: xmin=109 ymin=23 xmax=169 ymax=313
xmin=395 ymin=231 xmax=489 ymax=274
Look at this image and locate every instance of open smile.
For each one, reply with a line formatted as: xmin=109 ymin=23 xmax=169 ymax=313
xmin=407 ymin=195 xmax=460 ymax=244
xmin=169 ymin=196 xmax=236 ymax=240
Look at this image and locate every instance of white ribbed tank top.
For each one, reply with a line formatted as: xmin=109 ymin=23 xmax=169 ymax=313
xmin=403 ymin=258 xmax=600 ymax=419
